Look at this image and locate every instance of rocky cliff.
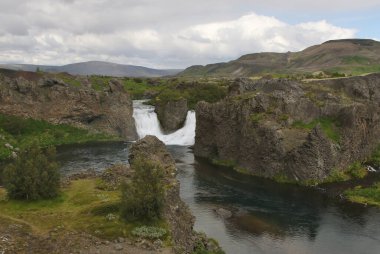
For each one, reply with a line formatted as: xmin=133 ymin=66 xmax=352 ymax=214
xmin=0 ymin=70 xmax=137 ymax=140
xmin=194 ymin=74 xmax=380 ymax=182
xmin=155 ymin=98 xmax=188 ymax=133
xmin=129 ymin=136 xmax=222 ymax=254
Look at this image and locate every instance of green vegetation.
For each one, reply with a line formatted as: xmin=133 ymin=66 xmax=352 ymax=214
xmin=0 ymin=114 xmax=116 ymax=160
xmin=324 ymin=168 xmax=351 ymax=183
xmin=193 ymin=236 xmax=225 ymax=254
xmin=211 ymin=158 xmax=237 ymax=168
xmin=55 ymin=73 xmax=82 ymax=87
xmin=121 ymin=158 xmax=165 ymax=222
xmin=345 ymin=182 xmax=380 ymax=207
xmin=152 ymin=82 xmax=227 ymax=109
xmin=0 ymin=178 xmax=167 ymax=239
xmin=323 ymin=162 xmax=367 ymax=183
xmin=368 ymin=145 xmax=380 ymax=167
xmin=121 ymin=77 xmax=165 ymax=98
xmin=249 ymin=112 xmax=266 ymax=124
xmin=83 ymin=75 xmax=228 ymax=108
xmin=273 ymin=173 xmax=295 ymax=184
xmin=292 ymin=117 xmax=341 ymax=143
xmin=0 ymin=179 xmax=126 ymax=238
xmin=88 ymin=75 xmax=113 ymax=91
xmin=3 ymin=144 xmax=60 ymax=200
xmin=328 ymin=65 xmax=380 ymax=76
xmin=131 ymin=226 xmax=167 ymax=239
xmin=341 ymin=55 xmax=371 ymax=65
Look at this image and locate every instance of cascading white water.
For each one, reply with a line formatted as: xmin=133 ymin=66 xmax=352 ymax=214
xmin=132 ymin=100 xmax=196 ymax=146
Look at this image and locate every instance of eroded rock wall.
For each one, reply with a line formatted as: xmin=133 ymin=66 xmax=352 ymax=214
xmin=155 ymin=98 xmax=188 ymax=133
xmin=0 ymin=72 xmax=137 ymax=140
xmin=195 ymin=74 xmax=380 ymax=181
xmin=129 ymin=135 xmax=196 ymax=254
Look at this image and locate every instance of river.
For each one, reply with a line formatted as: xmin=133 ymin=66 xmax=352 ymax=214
xmin=56 ymin=101 xmax=380 ymax=254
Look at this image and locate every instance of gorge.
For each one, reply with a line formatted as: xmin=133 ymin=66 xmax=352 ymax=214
xmin=1 ymin=69 xmax=380 ymax=253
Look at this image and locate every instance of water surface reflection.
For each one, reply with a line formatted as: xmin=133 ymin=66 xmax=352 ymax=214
xmin=57 ymin=143 xmax=380 ymax=254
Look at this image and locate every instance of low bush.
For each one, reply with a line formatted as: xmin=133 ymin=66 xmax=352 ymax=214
xmin=131 ymin=226 xmax=167 ymax=239
xmin=347 ymin=162 xmax=367 ymax=179
xmin=2 ymin=144 xmax=60 ymax=200
xmin=345 ymin=182 xmax=380 ymax=206
xmin=369 ymin=145 xmax=380 ymax=167
xmin=120 ymin=158 xmax=165 ymax=222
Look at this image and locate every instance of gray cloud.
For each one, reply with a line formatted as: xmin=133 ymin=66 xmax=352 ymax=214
xmin=0 ymin=0 xmax=376 ymax=68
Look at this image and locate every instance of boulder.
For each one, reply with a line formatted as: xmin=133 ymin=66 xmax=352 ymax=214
xmin=214 ymin=208 xmax=233 ymax=219
xmin=155 ymin=98 xmax=188 ymax=133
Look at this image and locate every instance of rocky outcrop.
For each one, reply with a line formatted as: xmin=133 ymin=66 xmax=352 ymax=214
xmin=155 ymin=99 xmax=188 ymax=133
xmin=129 ymin=135 xmax=195 ymax=253
xmin=195 ymin=74 xmax=380 ymax=181
xmin=0 ymin=71 xmax=137 ymax=140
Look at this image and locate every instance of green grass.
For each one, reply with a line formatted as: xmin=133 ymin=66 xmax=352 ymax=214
xmin=0 ymin=179 xmax=166 ymax=239
xmin=55 ymin=73 xmax=82 ymax=87
xmin=368 ymin=145 xmax=380 ymax=167
xmin=327 ymin=65 xmax=380 ymax=76
xmin=292 ymin=117 xmax=341 ymax=143
xmin=322 ymin=161 xmax=367 ymax=184
xmin=0 ymin=114 xmax=117 ymax=160
xmin=345 ymin=182 xmax=380 ymax=207
xmin=249 ymin=113 xmax=266 ymax=124
xmin=151 ymin=82 xmax=227 ymax=109
xmin=341 ymin=56 xmax=372 ymax=65
xmin=88 ymin=76 xmax=112 ymax=91
xmin=211 ymin=158 xmax=237 ymax=168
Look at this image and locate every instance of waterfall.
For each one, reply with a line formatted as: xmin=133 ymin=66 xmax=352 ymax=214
xmin=132 ymin=100 xmax=196 ymax=146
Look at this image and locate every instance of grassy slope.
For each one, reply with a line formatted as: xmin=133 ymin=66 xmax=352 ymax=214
xmin=0 ymin=114 xmax=117 ymax=160
xmin=179 ymin=40 xmax=380 ymax=77
xmin=344 ymin=182 xmax=380 ymax=206
xmin=0 ymin=179 xmax=165 ymax=239
xmin=343 ymin=145 xmax=380 ymax=206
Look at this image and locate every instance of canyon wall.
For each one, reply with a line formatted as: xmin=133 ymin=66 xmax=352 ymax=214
xmin=195 ymin=74 xmax=380 ymax=181
xmin=0 ymin=70 xmax=137 ymax=140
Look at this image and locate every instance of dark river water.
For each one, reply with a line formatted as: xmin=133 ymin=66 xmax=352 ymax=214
xmin=57 ymin=142 xmax=380 ymax=254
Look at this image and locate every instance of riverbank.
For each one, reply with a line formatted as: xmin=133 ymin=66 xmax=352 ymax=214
xmin=0 ymin=136 xmax=224 ymax=254
xmin=0 ymin=113 xmax=119 ymax=161
xmin=0 ymin=177 xmax=174 ymax=253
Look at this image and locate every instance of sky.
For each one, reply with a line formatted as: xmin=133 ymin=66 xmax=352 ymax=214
xmin=0 ymin=0 xmax=379 ymax=69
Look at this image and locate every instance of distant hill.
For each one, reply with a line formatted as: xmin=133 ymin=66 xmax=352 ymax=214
xmin=0 ymin=61 xmax=182 ymax=77
xmin=179 ymin=39 xmax=380 ymax=77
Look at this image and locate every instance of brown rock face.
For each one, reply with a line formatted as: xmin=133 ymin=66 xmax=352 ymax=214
xmin=0 ymin=73 xmax=137 ymax=140
xmin=129 ymin=135 xmax=195 ymax=254
xmin=194 ymin=74 xmax=380 ymax=181
xmin=155 ymin=99 xmax=188 ymax=133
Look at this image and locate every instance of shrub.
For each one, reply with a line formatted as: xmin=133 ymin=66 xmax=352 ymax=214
xmin=120 ymin=158 xmax=165 ymax=222
xmin=131 ymin=226 xmax=167 ymax=239
xmin=2 ymin=144 xmax=60 ymax=200
xmin=370 ymin=145 xmax=380 ymax=167
xmin=347 ymin=162 xmax=367 ymax=179
xmin=324 ymin=168 xmax=350 ymax=183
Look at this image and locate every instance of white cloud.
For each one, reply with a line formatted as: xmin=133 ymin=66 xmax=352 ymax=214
xmin=175 ymin=14 xmax=356 ymax=62
xmin=0 ymin=1 xmax=364 ymax=68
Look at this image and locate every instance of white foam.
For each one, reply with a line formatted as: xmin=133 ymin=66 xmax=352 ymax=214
xmin=133 ymin=100 xmax=195 ymax=146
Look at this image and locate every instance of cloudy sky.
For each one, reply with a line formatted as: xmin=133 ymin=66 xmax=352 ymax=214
xmin=0 ymin=0 xmax=379 ymax=69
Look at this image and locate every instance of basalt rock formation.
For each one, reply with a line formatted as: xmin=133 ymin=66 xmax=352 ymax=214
xmin=130 ymin=135 xmax=222 ymax=254
xmin=155 ymin=98 xmax=188 ymax=133
xmin=194 ymin=74 xmax=380 ymax=181
xmin=130 ymin=136 xmax=195 ymax=253
xmin=0 ymin=69 xmax=137 ymax=140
